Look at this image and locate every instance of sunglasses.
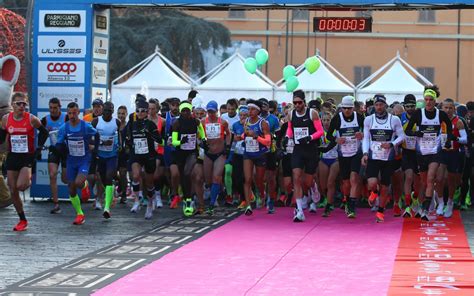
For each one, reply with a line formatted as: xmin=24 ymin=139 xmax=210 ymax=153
xmin=15 ymin=101 xmax=27 ymax=107
xmin=137 ymin=108 xmax=148 ymax=113
xmin=342 ymin=107 xmax=352 ymax=110
xmin=404 ymin=104 xmax=415 ymax=108
xmin=293 ymin=101 xmax=304 ymax=105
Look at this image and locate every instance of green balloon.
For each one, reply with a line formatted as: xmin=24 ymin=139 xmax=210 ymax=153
xmin=244 ymin=58 xmax=258 ymax=74
xmin=416 ymin=100 xmax=425 ymax=109
xmin=305 ymin=56 xmax=321 ymax=74
xmin=283 ymin=65 xmax=296 ymax=80
xmin=255 ymin=49 xmax=269 ymax=65
xmin=286 ymin=76 xmax=299 ymax=93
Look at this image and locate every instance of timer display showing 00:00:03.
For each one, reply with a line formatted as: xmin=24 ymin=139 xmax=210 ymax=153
xmin=313 ymin=17 xmax=372 ymax=33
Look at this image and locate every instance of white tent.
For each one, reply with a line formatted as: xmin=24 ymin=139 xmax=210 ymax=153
xmin=356 ymin=52 xmax=432 ymax=104
xmin=195 ymin=53 xmax=276 ymax=106
xmin=275 ymin=54 xmax=355 ymax=103
xmin=111 ymin=47 xmax=194 ymax=111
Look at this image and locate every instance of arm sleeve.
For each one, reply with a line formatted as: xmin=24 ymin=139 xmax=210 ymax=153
xmin=41 ymin=117 xmax=47 ymax=127
xmin=405 ymin=109 xmax=421 ymax=136
xmin=362 ymin=117 xmax=372 ymax=154
xmin=326 ymin=115 xmax=340 ymax=142
xmin=310 ymin=118 xmax=324 ymax=140
xmin=391 ymin=117 xmax=405 ymax=147
xmin=37 ymin=125 xmax=50 ymax=147
xmin=458 ymin=128 xmax=468 ymax=144
xmin=257 ymin=134 xmax=271 ymax=148
xmin=439 ymin=111 xmax=453 ymax=137
xmin=172 ymin=131 xmax=181 ymax=147
xmin=286 ymin=121 xmax=294 ymax=138
xmin=197 ymin=122 xmax=206 ymax=140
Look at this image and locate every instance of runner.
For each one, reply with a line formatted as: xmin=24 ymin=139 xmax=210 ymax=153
xmin=0 ymin=93 xmax=49 ymax=231
xmin=116 ymin=105 xmax=129 ymax=204
xmin=41 ymin=97 xmax=67 ymax=214
xmin=326 ymin=96 xmax=365 ymax=218
xmin=276 ymin=104 xmax=294 ymax=207
xmin=91 ymin=101 xmax=121 ymax=219
xmin=55 ymin=102 xmax=97 ymax=225
xmin=284 ymin=90 xmax=324 ymax=222
xmin=435 ymin=98 xmax=467 ymax=218
xmin=191 ymin=100 xmax=206 ymax=214
xmin=242 ymin=100 xmax=271 ymax=216
xmin=164 ymin=97 xmax=181 ymax=209
xmin=361 ymin=95 xmax=405 ymax=222
xmin=405 ymin=86 xmax=453 ymax=221
xmin=171 ymin=101 xmax=207 ymax=216
xmin=124 ymin=99 xmax=162 ymax=219
xmin=318 ymin=111 xmax=339 ymax=217
xmin=390 ymin=104 xmax=405 ymax=217
xmin=231 ymin=106 xmax=248 ymax=209
xmin=148 ymin=99 xmax=166 ymax=209
xmin=221 ymin=99 xmax=240 ymax=206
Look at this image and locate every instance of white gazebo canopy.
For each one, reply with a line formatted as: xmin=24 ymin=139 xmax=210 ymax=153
xmin=356 ymin=52 xmax=432 ymax=104
xmin=275 ymin=54 xmax=355 ymax=103
xmin=195 ymin=52 xmax=276 ymax=106
xmin=111 ymin=46 xmax=194 ymax=111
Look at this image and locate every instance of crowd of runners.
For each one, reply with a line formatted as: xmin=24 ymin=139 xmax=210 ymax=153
xmin=1 ymin=85 xmax=474 ymax=231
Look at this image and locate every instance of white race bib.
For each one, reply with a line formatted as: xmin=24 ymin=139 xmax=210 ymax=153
xmin=340 ymin=136 xmax=358 ymax=157
xmin=286 ymin=139 xmax=294 ymax=154
xmin=68 ymin=138 xmax=85 ymax=157
xmin=405 ymin=136 xmax=416 ymax=150
xmin=99 ymin=135 xmax=115 ymax=152
xmin=181 ymin=134 xmax=196 ymax=151
xmin=245 ymin=137 xmax=259 ymax=153
xmin=294 ymin=127 xmax=309 ymax=144
xmin=235 ymin=141 xmax=245 ymax=155
xmin=420 ymin=133 xmax=437 ymax=155
xmin=440 ymin=133 xmax=448 ymax=148
xmin=206 ymin=123 xmax=221 ymax=140
xmin=134 ymin=138 xmax=149 ymax=155
xmin=10 ymin=135 xmax=28 ymax=153
xmin=49 ymin=130 xmax=59 ymax=146
xmin=323 ymin=146 xmax=338 ymax=159
xmin=371 ymin=142 xmax=390 ymax=161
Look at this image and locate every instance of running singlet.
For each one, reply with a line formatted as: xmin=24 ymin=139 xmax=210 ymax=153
xmin=337 ymin=112 xmax=360 ymax=157
xmin=96 ymin=117 xmax=119 ymax=158
xmin=401 ymin=112 xmax=416 ymax=150
xmin=291 ymin=108 xmax=316 ymax=146
xmin=244 ymin=118 xmax=267 ymax=157
xmin=204 ymin=117 xmax=224 ymax=140
xmin=45 ymin=113 xmax=66 ymax=146
xmin=177 ymin=117 xmax=198 ymax=151
xmin=222 ymin=113 xmax=239 ymax=132
xmin=6 ymin=112 xmax=35 ymax=154
xmin=232 ymin=121 xmax=245 ymax=155
xmin=321 ymin=131 xmax=338 ymax=159
xmin=64 ymin=121 xmax=91 ymax=159
xmin=417 ymin=108 xmax=442 ymax=156
xmin=441 ymin=116 xmax=461 ymax=151
xmin=367 ymin=114 xmax=395 ymax=161
xmin=130 ymin=119 xmax=156 ymax=156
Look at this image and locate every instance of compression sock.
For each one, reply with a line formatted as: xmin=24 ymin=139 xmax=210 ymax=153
xmin=104 ymin=185 xmax=114 ymax=211
xmin=224 ymin=163 xmax=233 ymax=196
xmin=70 ymin=194 xmax=84 ymax=215
xmin=210 ymin=183 xmax=220 ymax=206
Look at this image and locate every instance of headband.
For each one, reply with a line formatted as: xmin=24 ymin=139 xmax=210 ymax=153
xmin=247 ymin=103 xmax=260 ymax=111
xmin=424 ymin=89 xmax=437 ymax=99
xmin=179 ymin=102 xmax=193 ymax=112
xmin=239 ymin=106 xmax=249 ymax=114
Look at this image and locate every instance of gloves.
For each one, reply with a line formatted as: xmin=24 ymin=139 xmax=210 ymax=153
xmin=181 ymin=135 xmax=189 ymax=144
xmin=281 ymin=136 xmax=289 ymax=149
xmin=200 ymin=139 xmax=209 ymax=151
xmin=299 ymin=135 xmax=312 ymax=145
xmin=35 ymin=147 xmax=42 ymax=161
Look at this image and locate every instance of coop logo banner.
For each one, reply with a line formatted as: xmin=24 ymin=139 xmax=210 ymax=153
xmin=93 ymin=36 xmax=109 ymax=60
xmin=38 ymin=86 xmax=84 ymax=109
xmin=39 ymin=10 xmax=86 ymax=32
xmin=38 ymin=61 xmax=85 ymax=84
xmin=92 ymin=62 xmax=108 ymax=85
xmin=38 ymin=36 xmax=86 ymax=58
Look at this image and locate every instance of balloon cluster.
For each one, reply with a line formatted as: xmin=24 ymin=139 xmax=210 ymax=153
xmin=244 ymin=48 xmax=269 ymax=74
xmin=284 ymin=56 xmax=320 ymax=93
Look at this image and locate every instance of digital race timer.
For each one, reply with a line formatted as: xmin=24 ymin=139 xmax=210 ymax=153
xmin=313 ymin=17 xmax=372 ymax=33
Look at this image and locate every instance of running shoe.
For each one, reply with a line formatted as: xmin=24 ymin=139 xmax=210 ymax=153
xmin=103 ymin=210 xmax=111 ymax=219
xmin=436 ymin=198 xmax=445 ymax=216
xmin=206 ymin=206 xmax=214 ymax=216
xmin=169 ymin=195 xmax=181 ymax=209
xmin=238 ymin=200 xmax=247 ymax=209
xmin=244 ymin=205 xmax=253 ymax=216
xmin=50 ymin=204 xmax=61 ymax=214
xmin=317 ymin=197 xmax=327 ymax=208
xmin=95 ymin=199 xmax=102 ymax=211
xmin=267 ymin=199 xmax=275 ymax=214
xmin=13 ymin=220 xmax=28 ymax=231
xmin=145 ymin=205 xmax=153 ymax=220
xmin=293 ymin=208 xmax=305 ymax=222
xmin=346 ymin=208 xmax=356 ymax=219
xmin=225 ymin=195 xmax=233 ymax=207
xmin=340 ymin=196 xmax=347 ymax=210
xmin=276 ymin=194 xmax=287 ymax=207
xmin=402 ymin=206 xmax=413 ymax=218
xmin=368 ymin=191 xmax=379 ymax=207
xmin=154 ymin=193 xmax=163 ymax=209
xmin=309 ymin=202 xmax=317 ymax=213
xmin=73 ymin=215 xmax=85 ymax=225
xmin=130 ymin=201 xmax=140 ymax=213
xmin=376 ymin=212 xmax=384 ymax=223
xmin=182 ymin=198 xmax=195 ymax=217
xmin=81 ymin=182 xmax=90 ymax=203
xmin=421 ymin=210 xmax=430 ymax=221
xmin=460 ymin=204 xmax=469 ymax=211
xmin=393 ymin=204 xmax=402 ymax=217
xmin=415 ymin=207 xmax=423 ymax=218
xmin=322 ymin=204 xmax=333 ymax=217
xmin=256 ymin=196 xmax=263 ymax=209
xmin=443 ymin=201 xmax=453 ymax=218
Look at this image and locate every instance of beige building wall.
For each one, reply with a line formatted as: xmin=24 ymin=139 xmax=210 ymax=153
xmin=187 ymin=9 xmax=474 ymax=103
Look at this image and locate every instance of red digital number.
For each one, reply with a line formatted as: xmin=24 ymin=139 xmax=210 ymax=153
xmin=319 ymin=19 xmax=326 ymax=31
xmin=327 ymin=19 xmax=334 ymax=30
xmin=351 ymin=20 xmax=358 ymax=30
xmin=335 ymin=19 xmax=342 ymax=31
xmin=342 ymin=19 xmax=349 ymax=31
xmin=359 ymin=19 xmax=366 ymax=31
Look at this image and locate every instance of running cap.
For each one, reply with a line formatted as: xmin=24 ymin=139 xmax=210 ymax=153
xmin=403 ymin=94 xmax=416 ymax=105
xmin=373 ymin=94 xmax=387 ymax=105
xmin=206 ymin=100 xmax=218 ymax=112
xmin=92 ymin=99 xmax=104 ymax=106
xmin=179 ymin=101 xmax=192 ymax=112
xmin=340 ymin=96 xmax=355 ymax=108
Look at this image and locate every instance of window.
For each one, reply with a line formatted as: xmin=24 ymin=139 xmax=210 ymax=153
xmin=416 ymin=67 xmax=435 ymax=83
xmin=292 ymin=9 xmax=309 ymax=21
xmin=355 ymin=11 xmax=373 ymax=17
xmin=354 ymin=66 xmax=372 ymax=85
xmin=418 ymin=10 xmax=436 ymax=23
xmin=228 ymin=10 xmax=246 ymax=19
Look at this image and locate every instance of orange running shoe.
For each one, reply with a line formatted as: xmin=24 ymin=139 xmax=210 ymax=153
xmin=169 ymin=195 xmax=181 ymax=209
xmin=376 ymin=212 xmax=384 ymax=223
xmin=81 ymin=182 xmax=90 ymax=203
xmin=225 ymin=195 xmax=233 ymax=206
xmin=368 ymin=191 xmax=379 ymax=207
xmin=238 ymin=200 xmax=247 ymax=209
xmin=13 ymin=220 xmax=28 ymax=231
xmin=73 ymin=214 xmax=85 ymax=225
xmin=393 ymin=204 xmax=402 ymax=217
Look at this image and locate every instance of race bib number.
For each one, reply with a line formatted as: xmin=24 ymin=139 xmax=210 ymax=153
xmin=371 ymin=142 xmax=390 ymax=161
xmin=68 ymin=139 xmax=85 ymax=157
xmin=235 ymin=141 xmax=245 ymax=155
xmin=181 ymin=134 xmax=196 ymax=150
xmin=49 ymin=130 xmax=59 ymax=146
xmin=440 ymin=134 xmax=448 ymax=148
xmin=134 ymin=138 xmax=149 ymax=155
xmin=420 ymin=133 xmax=437 ymax=155
xmin=340 ymin=136 xmax=358 ymax=156
xmin=10 ymin=135 xmax=28 ymax=153
xmin=286 ymin=139 xmax=294 ymax=154
xmin=206 ymin=123 xmax=221 ymax=140
xmin=294 ymin=127 xmax=309 ymax=144
xmin=405 ymin=136 xmax=416 ymax=150
xmin=245 ymin=137 xmax=259 ymax=153
xmin=99 ymin=135 xmax=115 ymax=152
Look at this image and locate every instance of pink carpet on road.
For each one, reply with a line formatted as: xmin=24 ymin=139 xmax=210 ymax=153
xmin=93 ymin=208 xmax=403 ymax=296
